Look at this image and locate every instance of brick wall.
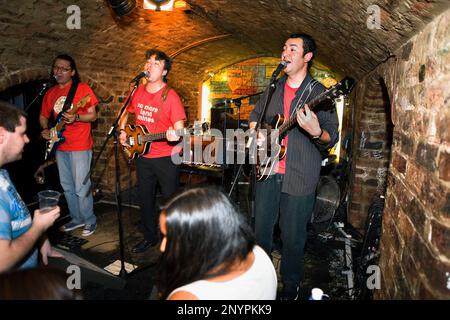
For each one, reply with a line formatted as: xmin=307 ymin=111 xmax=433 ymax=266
xmin=349 ymin=77 xmax=393 ymax=231
xmin=351 ymin=10 xmax=450 ymax=299
xmin=0 ymin=1 xmax=261 ymax=193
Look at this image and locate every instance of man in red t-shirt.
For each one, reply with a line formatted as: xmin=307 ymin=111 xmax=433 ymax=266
xmin=119 ymin=49 xmax=186 ymax=253
xmin=40 ymin=54 xmax=98 ymax=237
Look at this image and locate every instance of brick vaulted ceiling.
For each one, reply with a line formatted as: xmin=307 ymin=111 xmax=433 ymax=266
xmin=0 ymin=0 xmax=449 ymax=100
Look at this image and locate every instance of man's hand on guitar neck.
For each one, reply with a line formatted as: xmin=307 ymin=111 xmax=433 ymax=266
xmin=296 ymin=104 xmax=331 ymax=144
xmin=166 ymin=126 xmax=181 ymax=142
xmin=62 ymin=111 xmax=76 ymax=124
xmin=296 ymin=104 xmax=321 ymax=137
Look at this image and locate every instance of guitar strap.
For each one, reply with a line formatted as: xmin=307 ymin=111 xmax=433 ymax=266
xmin=152 ymin=84 xmax=172 ymax=132
xmin=61 ymin=79 xmax=79 ymax=114
xmin=289 ymin=79 xmax=318 ymax=118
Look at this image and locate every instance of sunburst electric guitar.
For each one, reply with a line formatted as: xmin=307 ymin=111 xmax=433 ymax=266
xmin=122 ymin=122 xmax=208 ymax=160
xmin=256 ymin=77 xmax=355 ymax=181
xmin=44 ymin=94 xmax=91 ymax=160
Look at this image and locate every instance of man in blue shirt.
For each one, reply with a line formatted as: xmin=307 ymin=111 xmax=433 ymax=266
xmin=0 ymin=100 xmax=61 ymax=272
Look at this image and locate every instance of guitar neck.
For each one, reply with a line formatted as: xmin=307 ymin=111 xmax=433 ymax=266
xmin=54 ymin=108 xmax=79 ymax=132
xmin=53 ymin=95 xmax=91 ymax=132
xmin=277 ymin=91 xmax=327 ymax=136
xmin=141 ymin=128 xmax=188 ymax=143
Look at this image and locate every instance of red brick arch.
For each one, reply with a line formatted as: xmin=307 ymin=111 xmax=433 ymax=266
xmin=0 ymin=67 xmax=49 ymax=92
xmin=0 ymin=67 xmax=114 ymax=104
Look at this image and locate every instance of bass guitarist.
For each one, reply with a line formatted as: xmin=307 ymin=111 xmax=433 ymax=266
xmin=249 ymin=33 xmax=339 ymax=300
xmin=40 ymin=54 xmax=98 ymax=237
xmin=119 ymin=49 xmax=186 ymax=254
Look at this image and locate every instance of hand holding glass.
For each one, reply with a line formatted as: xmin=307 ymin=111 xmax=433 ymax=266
xmin=38 ymin=190 xmax=61 ymax=213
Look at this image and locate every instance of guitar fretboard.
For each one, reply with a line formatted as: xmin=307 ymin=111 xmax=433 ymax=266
xmin=277 ymin=90 xmax=330 ymax=137
xmin=53 ymin=95 xmax=91 ymax=132
xmin=140 ymin=128 xmax=189 ymax=143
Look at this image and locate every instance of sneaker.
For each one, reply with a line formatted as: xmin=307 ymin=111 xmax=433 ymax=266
xmin=81 ymin=223 xmax=96 ymax=237
xmin=60 ymin=222 xmax=85 ymax=232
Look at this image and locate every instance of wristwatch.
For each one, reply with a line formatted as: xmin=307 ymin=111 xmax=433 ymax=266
xmin=311 ymin=128 xmax=324 ymax=141
xmin=75 ymin=114 xmax=80 ymax=122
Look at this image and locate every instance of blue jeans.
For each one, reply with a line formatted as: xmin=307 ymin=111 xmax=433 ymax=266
xmin=254 ymin=174 xmax=315 ymax=290
xmin=56 ymin=150 xmax=96 ymax=226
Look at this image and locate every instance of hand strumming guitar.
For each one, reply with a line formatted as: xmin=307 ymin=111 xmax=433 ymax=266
xmin=119 ymin=129 xmax=130 ymax=148
xmin=41 ymin=128 xmax=50 ymax=140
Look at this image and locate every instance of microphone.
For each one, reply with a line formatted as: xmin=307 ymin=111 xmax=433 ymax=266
xmin=270 ymin=61 xmax=288 ymax=83
xmin=42 ymin=76 xmax=56 ymax=88
xmin=37 ymin=77 xmax=55 ymax=95
xmin=213 ymin=99 xmax=233 ymax=108
xmin=130 ymin=71 xmax=149 ymax=83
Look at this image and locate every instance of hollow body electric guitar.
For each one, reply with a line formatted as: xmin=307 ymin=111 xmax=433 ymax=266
xmin=122 ymin=122 xmax=207 ymax=160
xmin=256 ymin=77 xmax=355 ymax=181
xmin=44 ymin=94 xmax=91 ymax=160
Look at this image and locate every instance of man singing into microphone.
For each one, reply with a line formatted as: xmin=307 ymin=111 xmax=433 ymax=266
xmin=249 ymin=33 xmax=339 ymax=300
xmin=119 ymin=49 xmax=186 ymax=253
xmin=39 ymin=54 xmax=99 ymax=237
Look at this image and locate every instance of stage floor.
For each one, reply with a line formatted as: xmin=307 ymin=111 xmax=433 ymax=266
xmin=40 ymin=186 xmax=357 ymax=300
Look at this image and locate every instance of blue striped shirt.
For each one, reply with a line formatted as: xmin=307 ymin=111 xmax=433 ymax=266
xmin=0 ymin=169 xmax=38 ymax=269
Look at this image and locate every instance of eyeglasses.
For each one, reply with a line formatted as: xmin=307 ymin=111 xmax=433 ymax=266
xmin=52 ymin=66 xmax=72 ymax=72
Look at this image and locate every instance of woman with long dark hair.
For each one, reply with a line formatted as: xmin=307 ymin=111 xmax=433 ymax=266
xmin=156 ymin=187 xmax=277 ymax=300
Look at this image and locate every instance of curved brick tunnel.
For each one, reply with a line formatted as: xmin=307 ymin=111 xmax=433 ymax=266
xmin=0 ymin=0 xmax=449 ymax=299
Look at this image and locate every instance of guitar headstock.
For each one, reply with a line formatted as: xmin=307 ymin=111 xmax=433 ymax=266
xmin=73 ymin=94 xmax=92 ymax=112
xmin=192 ymin=121 xmax=209 ymax=136
xmin=329 ymin=77 xmax=355 ymax=98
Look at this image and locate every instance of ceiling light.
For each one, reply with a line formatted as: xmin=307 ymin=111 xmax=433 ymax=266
xmin=143 ymin=0 xmax=175 ymax=11
xmin=174 ymin=1 xmax=187 ymax=9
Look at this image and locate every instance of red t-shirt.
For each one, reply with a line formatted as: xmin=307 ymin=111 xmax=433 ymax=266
xmin=275 ymin=82 xmax=296 ymax=174
xmin=41 ymin=81 xmax=99 ymax=151
xmin=127 ymin=84 xmax=186 ymax=158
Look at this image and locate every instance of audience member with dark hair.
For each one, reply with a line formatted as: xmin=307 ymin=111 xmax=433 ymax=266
xmin=0 ymin=100 xmax=61 ymax=273
xmin=0 ymin=266 xmax=82 ymax=300
xmin=156 ymin=187 xmax=277 ymax=300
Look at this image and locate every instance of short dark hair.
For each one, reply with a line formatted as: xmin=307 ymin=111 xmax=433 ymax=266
xmin=0 ymin=100 xmax=27 ymax=132
xmin=289 ymin=33 xmax=317 ymax=68
xmin=145 ymin=48 xmax=172 ymax=82
xmin=0 ymin=267 xmax=83 ymax=300
xmin=156 ymin=187 xmax=255 ymax=299
xmin=52 ymin=53 xmax=81 ymax=83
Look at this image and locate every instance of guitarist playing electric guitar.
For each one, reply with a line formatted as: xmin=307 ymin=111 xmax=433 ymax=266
xmin=248 ymin=33 xmax=341 ymax=300
xmin=39 ymin=54 xmax=99 ymax=237
xmin=118 ymin=48 xmax=187 ymax=254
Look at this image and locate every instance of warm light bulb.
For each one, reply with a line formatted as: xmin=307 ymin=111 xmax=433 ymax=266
xmin=143 ymin=0 xmax=174 ymax=11
xmin=174 ymin=0 xmax=187 ymax=8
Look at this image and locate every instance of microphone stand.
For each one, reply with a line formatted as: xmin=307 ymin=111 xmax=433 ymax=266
xmin=227 ymin=82 xmax=279 ymax=222
xmin=83 ymin=80 xmax=140 ymax=279
xmin=231 ymin=99 xmax=242 ymax=204
xmin=24 ymin=82 xmax=50 ymax=112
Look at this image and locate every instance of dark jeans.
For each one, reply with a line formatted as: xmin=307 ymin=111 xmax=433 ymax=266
xmin=135 ymin=156 xmax=179 ymax=243
xmin=254 ymin=174 xmax=315 ymax=290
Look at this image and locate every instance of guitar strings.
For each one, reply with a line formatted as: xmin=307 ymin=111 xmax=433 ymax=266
xmin=289 ymin=79 xmax=320 ymax=118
